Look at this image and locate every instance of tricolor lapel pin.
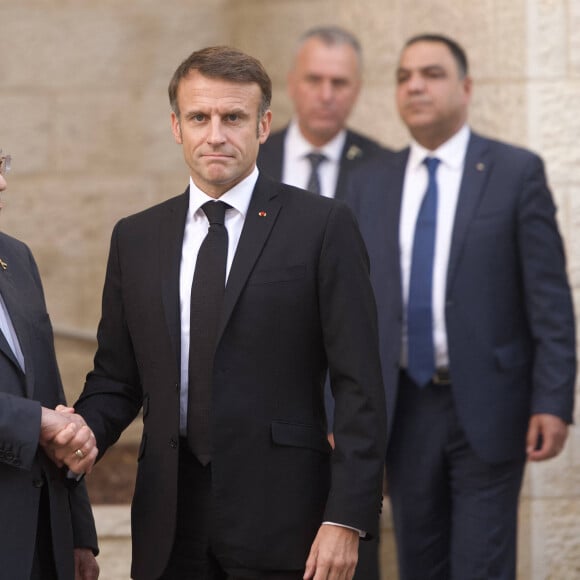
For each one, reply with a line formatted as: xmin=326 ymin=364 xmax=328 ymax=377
xmin=258 ymin=211 xmax=267 ymax=217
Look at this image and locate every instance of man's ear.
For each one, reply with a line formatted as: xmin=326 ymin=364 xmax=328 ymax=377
xmin=258 ymin=110 xmax=272 ymax=144
xmin=170 ymin=112 xmax=183 ymax=144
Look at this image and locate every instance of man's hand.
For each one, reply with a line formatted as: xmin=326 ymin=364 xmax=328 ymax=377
xmin=39 ymin=407 xmax=98 ymax=474
xmin=303 ymin=524 xmax=359 ymax=580
xmin=526 ymin=413 xmax=568 ymax=461
xmin=74 ymin=548 xmax=99 ymax=580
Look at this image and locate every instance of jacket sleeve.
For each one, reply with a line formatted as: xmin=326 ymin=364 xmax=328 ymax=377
xmin=319 ymin=201 xmax=387 ymax=538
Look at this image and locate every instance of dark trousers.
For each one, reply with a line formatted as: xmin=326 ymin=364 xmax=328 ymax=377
xmin=30 ymin=484 xmax=58 ymax=580
xmin=386 ymin=372 xmax=525 ymax=580
xmin=159 ymin=441 xmax=303 ymax=580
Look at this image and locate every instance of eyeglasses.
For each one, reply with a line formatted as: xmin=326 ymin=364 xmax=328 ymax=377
xmin=0 ymin=151 xmax=11 ymax=176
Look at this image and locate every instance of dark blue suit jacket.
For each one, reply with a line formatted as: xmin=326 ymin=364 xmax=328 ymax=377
xmin=345 ymin=131 xmax=576 ymax=464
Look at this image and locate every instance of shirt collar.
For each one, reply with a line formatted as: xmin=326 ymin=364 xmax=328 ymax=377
xmin=408 ymin=124 xmax=471 ymax=171
xmin=287 ymin=119 xmax=347 ymax=163
xmin=188 ymin=167 xmax=258 ymax=219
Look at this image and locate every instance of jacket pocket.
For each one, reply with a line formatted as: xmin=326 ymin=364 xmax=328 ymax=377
xmin=271 ymin=421 xmax=330 ymax=454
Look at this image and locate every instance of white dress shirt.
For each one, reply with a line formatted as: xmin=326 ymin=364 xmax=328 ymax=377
xmin=281 ymin=119 xmax=346 ymax=198
xmin=400 ymin=125 xmax=470 ymax=370
xmin=179 ymin=168 xmax=257 ymax=435
xmin=0 ymin=292 xmax=25 ymax=370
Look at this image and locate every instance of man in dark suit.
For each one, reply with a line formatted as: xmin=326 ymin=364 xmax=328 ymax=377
xmin=0 ymin=152 xmax=99 ymax=579
xmin=258 ymin=29 xmax=386 ymax=579
xmin=73 ymin=46 xmax=386 ymax=580
xmin=257 ymin=26 xmax=384 ymax=201
xmin=345 ymin=34 xmax=576 ymax=580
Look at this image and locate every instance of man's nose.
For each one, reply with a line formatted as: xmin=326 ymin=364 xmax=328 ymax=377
xmin=318 ymin=80 xmax=334 ymax=101
xmin=207 ymin=117 xmax=226 ymax=144
xmin=406 ymin=73 xmax=425 ymax=92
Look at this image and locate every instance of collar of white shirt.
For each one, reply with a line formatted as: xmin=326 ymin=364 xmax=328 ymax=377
xmin=286 ymin=119 xmax=347 ymax=163
xmin=408 ymin=124 xmax=471 ymax=172
xmin=187 ymin=167 xmax=259 ymax=221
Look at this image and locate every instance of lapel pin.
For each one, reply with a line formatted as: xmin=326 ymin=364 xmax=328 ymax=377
xmin=258 ymin=211 xmax=267 ymax=217
xmin=346 ymin=145 xmax=363 ymax=160
xmin=0 ymin=259 xmax=7 ymax=270
xmin=476 ymin=162 xmax=485 ymax=171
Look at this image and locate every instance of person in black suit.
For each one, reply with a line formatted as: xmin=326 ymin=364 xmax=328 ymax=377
xmin=257 ymin=26 xmax=385 ymax=200
xmin=344 ymin=34 xmax=576 ymax=580
xmin=73 ymin=46 xmax=386 ymax=580
xmin=0 ymin=152 xmax=99 ymax=579
xmin=258 ymin=28 xmax=387 ymax=579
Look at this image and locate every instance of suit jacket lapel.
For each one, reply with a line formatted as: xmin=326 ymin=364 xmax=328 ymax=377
xmin=385 ymin=151 xmax=407 ymax=306
xmin=335 ymin=131 xmax=372 ymax=200
xmin=218 ymin=175 xmax=281 ymax=340
xmin=160 ymin=190 xmax=189 ymax=368
xmin=446 ymin=133 xmax=493 ymax=291
xmin=0 ymin=270 xmax=35 ymax=395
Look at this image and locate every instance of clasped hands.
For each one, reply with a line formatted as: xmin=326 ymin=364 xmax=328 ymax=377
xmin=39 ymin=405 xmax=98 ymax=475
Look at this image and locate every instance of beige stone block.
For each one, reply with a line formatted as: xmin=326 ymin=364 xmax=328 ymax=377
xmin=528 ymin=499 xmax=580 ymax=579
xmin=566 ymin=187 xmax=580 ymax=288
xmin=349 ymin=83 xmax=406 ymax=150
xmin=526 ymin=447 xmax=580 ymax=500
xmin=2 ymin=2 xmax=227 ymax=89
xmin=493 ymin=0 xmax=528 ymax=79
xmin=229 ymin=0 xmax=339 ymax=85
xmin=54 ymin=335 xmax=97 ymax=403
xmin=527 ymin=0 xmax=567 ymax=78
xmin=0 ymin=174 xmax=160 ymax=330
xmin=470 ymin=82 xmax=528 ymax=148
xmin=53 ymin=92 xmax=141 ymax=173
xmin=93 ymin=505 xmax=132 ymax=580
xmin=527 ymin=82 xmax=580 ymax=183
xmin=0 ymin=95 xmax=54 ymax=174
xmin=518 ymin=495 xmax=532 ymax=579
xmin=569 ymin=1 xmax=580 ymax=77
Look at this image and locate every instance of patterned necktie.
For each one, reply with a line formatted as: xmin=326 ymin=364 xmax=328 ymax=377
xmin=407 ymin=157 xmax=440 ymax=387
xmin=187 ymin=200 xmax=229 ymax=464
xmin=305 ymin=152 xmax=327 ymax=195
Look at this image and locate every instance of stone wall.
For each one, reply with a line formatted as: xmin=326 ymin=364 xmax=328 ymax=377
xmin=1 ymin=1 xmax=578 ymax=578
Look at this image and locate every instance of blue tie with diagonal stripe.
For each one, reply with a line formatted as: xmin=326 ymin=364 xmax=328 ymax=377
xmin=407 ymin=157 xmax=440 ymax=387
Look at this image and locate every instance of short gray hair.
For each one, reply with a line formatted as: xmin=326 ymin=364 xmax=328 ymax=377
xmin=295 ymin=26 xmax=362 ymax=69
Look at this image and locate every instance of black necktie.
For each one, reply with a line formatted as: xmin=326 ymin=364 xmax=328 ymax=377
xmin=187 ymin=200 xmax=229 ymax=464
xmin=306 ymin=152 xmax=327 ymax=195
xmin=407 ymin=157 xmax=440 ymax=387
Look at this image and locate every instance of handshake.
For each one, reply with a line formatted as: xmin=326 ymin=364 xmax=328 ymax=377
xmin=39 ymin=405 xmax=98 ymax=476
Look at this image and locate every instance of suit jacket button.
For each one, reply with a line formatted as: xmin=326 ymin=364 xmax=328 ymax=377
xmin=169 ymin=438 xmax=177 ymax=449
xmin=32 ymin=479 xmax=44 ymax=488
